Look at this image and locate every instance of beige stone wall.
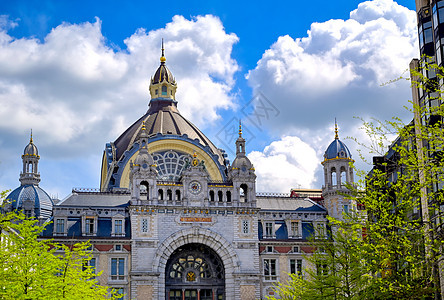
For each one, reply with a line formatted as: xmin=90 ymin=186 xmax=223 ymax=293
xmin=279 ymin=254 xmax=290 ymax=283
xmin=137 ymin=285 xmax=153 ymax=300
xmin=240 ymin=285 xmax=256 ymax=300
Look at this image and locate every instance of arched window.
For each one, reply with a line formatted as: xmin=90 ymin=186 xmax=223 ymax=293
xmin=176 ymin=190 xmax=181 ymax=201
xmin=240 ymin=184 xmax=248 ymax=202
xmin=158 ymin=189 xmax=164 ymax=201
xmin=331 ymin=167 xmax=337 ymax=187
xmin=162 ymin=85 xmax=167 ymax=95
xmin=218 ymin=191 xmax=223 ymax=202
xmin=209 ymin=190 xmax=215 ymax=201
xmin=140 ymin=181 xmax=149 ymax=201
xmin=167 ymin=189 xmax=173 ymax=201
xmin=226 ymin=191 xmax=231 ymax=202
xmin=340 ymin=167 xmax=347 ymax=185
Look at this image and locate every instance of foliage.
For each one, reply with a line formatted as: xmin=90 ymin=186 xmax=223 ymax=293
xmin=269 ymin=59 xmax=444 ymax=299
xmin=0 ymin=191 xmax=119 ymax=300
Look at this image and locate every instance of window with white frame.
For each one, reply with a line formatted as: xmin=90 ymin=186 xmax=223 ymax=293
xmin=293 ymin=246 xmax=299 ymax=253
xmin=265 ymin=222 xmax=273 ymax=237
xmin=85 ymin=217 xmax=95 ymax=235
xmin=114 ymin=219 xmax=123 ymax=235
xmin=290 ymin=221 xmax=299 ymax=237
xmin=290 ymin=259 xmax=302 ymax=275
xmin=111 ymin=258 xmax=125 ymax=280
xmin=242 ymin=220 xmax=250 ymax=234
xmin=55 ymin=219 xmax=65 ymax=234
xmin=141 ymin=218 xmax=149 ymax=233
xmin=263 ymin=258 xmax=277 ymax=281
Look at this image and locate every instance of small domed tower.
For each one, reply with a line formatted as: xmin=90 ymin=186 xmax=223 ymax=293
xmin=321 ymin=122 xmax=355 ymax=220
xmin=149 ymin=39 xmax=177 ymax=102
xmin=5 ymin=133 xmax=54 ymax=220
xmin=129 ymin=123 xmax=158 ymax=205
xmin=228 ymin=122 xmax=256 ymax=206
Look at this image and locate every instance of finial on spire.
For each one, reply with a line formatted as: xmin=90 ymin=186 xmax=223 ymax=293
xmin=334 ymin=118 xmax=339 ymax=140
xmin=160 ymin=38 xmax=166 ymax=63
xmin=141 ymin=121 xmax=146 ymax=131
xmin=30 ymin=129 xmax=33 ymax=143
xmin=239 ymin=120 xmax=242 ymax=137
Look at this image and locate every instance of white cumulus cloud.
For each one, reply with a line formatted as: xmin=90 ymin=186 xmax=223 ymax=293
xmin=0 ymin=15 xmax=239 ymax=195
xmin=246 ymin=0 xmax=417 ymax=133
xmin=248 ymin=136 xmax=320 ymax=192
xmin=245 ymin=0 xmax=418 ymax=187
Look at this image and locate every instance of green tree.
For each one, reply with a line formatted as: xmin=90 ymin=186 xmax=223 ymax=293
xmin=269 ymin=59 xmax=444 ymax=299
xmin=0 ymin=191 xmax=119 ymax=299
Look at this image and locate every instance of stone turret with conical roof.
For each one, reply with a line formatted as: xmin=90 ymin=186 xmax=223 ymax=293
xmin=321 ymin=121 xmax=355 ymax=220
xmin=129 ymin=122 xmax=158 ymax=205
xmin=228 ymin=122 xmax=256 ymax=206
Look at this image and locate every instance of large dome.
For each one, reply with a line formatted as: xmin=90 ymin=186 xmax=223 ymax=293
xmin=5 ymin=185 xmax=54 ymax=219
xmin=100 ymin=50 xmax=227 ymax=191
xmin=113 ymin=101 xmax=224 ymax=164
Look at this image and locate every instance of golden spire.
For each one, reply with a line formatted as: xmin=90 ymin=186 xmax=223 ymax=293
xmin=30 ymin=129 xmax=33 ymax=143
xmin=239 ymin=120 xmax=242 ymax=137
xmin=141 ymin=121 xmax=146 ymax=131
xmin=160 ymin=38 xmax=166 ymax=63
xmin=334 ymin=118 xmax=339 ymax=140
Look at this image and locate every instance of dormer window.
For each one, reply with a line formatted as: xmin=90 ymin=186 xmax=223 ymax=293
xmin=162 ymin=85 xmax=167 ymax=95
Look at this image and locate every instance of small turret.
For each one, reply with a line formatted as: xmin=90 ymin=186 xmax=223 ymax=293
xmin=229 ymin=122 xmax=256 ymax=206
xmin=149 ymin=39 xmax=177 ymax=101
xmin=321 ymin=121 xmax=355 ymax=220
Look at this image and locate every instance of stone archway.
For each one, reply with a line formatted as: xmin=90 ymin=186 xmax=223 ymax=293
xmin=152 ymin=227 xmax=240 ymax=300
xmin=165 ymin=243 xmax=225 ymax=299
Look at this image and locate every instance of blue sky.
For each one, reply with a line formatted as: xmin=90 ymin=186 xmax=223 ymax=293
xmin=0 ymin=0 xmax=417 ymax=198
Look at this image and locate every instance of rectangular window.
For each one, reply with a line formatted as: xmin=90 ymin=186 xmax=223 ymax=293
xmin=141 ymin=218 xmax=148 ymax=233
xmin=290 ymin=221 xmax=299 ymax=237
xmin=343 ymin=204 xmax=349 ymax=214
xmin=290 ymin=259 xmax=302 ymax=275
xmin=265 ymin=222 xmax=273 ymax=237
xmin=85 ymin=218 xmax=94 ymax=235
xmin=293 ymin=246 xmax=299 ymax=253
xmin=242 ymin=220 xmax=250 ymax=234
xmin=56 ymin=219 xmax=65 ymax=233
xmin=263 ymin=259 xmax=277 ymax=281
xmin=111 ymin=258 xmax=125 ymax=280
xmin=115 ymin=220 xmax=123 ymax=235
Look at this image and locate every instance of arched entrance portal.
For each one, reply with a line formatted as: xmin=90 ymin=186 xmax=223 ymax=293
xmin=165 ymin=243 xmax=225 ymax=300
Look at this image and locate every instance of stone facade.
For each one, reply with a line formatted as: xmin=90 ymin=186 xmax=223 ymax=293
xmin=7 ymin=52 xmax=355 ymax=299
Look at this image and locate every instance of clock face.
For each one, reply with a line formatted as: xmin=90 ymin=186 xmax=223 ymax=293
xmin=142 ymin=163 xmax=148 ymax=169
xmin=189 ymin=180 xmax=202 ymax=194
xmin=241 ymin=166 xmax=247 ymax=172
